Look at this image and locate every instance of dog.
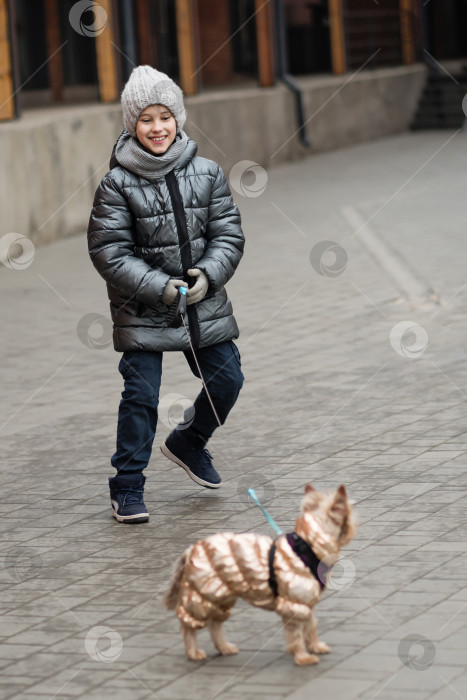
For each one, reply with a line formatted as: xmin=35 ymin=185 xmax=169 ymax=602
xmin=164 ymin=484 xmax=356 ymax=665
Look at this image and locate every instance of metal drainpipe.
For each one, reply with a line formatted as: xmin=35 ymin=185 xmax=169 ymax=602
xmin=273 ymin=0 xmax=311 ymax=147
xmin=119 ymin=0 xmax=138 ymax=81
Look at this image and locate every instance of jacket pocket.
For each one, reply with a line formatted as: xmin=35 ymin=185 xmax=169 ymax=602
xmin=230 ymin=341 xmax=241 ymax=366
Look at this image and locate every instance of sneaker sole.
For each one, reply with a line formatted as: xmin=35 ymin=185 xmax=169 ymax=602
xmin=112 ymin=510 xmax=149 ymax=524
xmin=160 ymin=443 xmax=221 ymax=489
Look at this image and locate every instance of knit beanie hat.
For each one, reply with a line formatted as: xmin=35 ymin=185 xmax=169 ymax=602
xmin=121 ymin=65 xmax=186 ymax=136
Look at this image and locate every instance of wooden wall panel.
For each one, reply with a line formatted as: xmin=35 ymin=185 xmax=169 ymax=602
xmin=329 ymin=0 xmax=347 ymax=74
xmin=400 ymin=0 xmax=416 ymax=64
xmin=0 ymin=0 xmax=14 ymax=120
xmin=175 ymin=0 xmax=198 ymax=94
xmin=44 ymin=0 xmax=64 ymax=101
xmin=95 ymin=0 xmax=118 ymax=102
xmin=255 ymin=0 xmax=275 ymax=87
xmin=136 ymin=0 xmax=152 ymax=66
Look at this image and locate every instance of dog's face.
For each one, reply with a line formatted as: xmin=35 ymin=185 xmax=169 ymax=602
xmin=295 ymin=484 xmax=357 ymax=549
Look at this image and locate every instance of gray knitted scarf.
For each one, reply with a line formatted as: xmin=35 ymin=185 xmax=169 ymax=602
xmin=115 ymin=129 xmax=189 ymax=180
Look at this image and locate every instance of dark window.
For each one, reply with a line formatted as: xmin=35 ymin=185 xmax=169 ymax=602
xmin=146 ymin=0 xmax=180 ymax=79
xmin=229 ymin=0 xmax=258 ymax=76
xmin=426 ymin=0 xmax=467 ymax=60
xmin=58 ymin=0 xmax=98 ymax=86
xmin=15 ymin=0 xmax=49 ymax=89
xmin=286 ymin=0 xmax=331 ymax=74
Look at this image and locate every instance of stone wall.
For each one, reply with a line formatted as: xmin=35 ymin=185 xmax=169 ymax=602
xmin=0 ymin=64 xmax=426 ymax=247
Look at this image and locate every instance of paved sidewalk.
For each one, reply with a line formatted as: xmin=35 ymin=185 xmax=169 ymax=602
xmin=1 ymin=130 xmax=467 ymax=699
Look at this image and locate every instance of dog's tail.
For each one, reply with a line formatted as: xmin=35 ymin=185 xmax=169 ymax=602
xmin=164 ymin=550 xmax=188 ymax=610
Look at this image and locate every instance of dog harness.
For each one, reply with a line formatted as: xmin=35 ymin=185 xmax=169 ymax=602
xmin=268 ymin=532 xmax=330 ymax=597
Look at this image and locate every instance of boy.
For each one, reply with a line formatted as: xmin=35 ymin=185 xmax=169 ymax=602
xmin=88 ymin=66 xmax=244 ymax=524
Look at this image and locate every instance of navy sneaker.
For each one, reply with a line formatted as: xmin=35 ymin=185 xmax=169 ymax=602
xmin=160 ymin=433 xmax=222 ymax=489
xmin=108 ymin=473 xmax=149 ymax=523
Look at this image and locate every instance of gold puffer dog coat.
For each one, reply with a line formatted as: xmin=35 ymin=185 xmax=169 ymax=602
xmin=165 ymin=484 xmax=356 ymax=665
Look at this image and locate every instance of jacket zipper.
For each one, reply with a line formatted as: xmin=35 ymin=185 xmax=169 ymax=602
xmin=165 ymin=171 xmax=201 ymax=348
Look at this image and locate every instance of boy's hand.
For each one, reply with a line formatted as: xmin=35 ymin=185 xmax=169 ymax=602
xmin=162 ymin=279 xmax=188 ymax=306
xmin=186 ymin=268 xmax=209 ymax=305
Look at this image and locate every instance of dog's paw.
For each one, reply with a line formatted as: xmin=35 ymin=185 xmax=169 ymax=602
xmin=311 ymin=641 xmax=330 ymax=654
xmin=294 ymin=653 xmax=320 ymax=666
xmin=219 ymin=643 xmax=239 ymax=655
xmin=188 ymin=648 xmax=207 ymax=661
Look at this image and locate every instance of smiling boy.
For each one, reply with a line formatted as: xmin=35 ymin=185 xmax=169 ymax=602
xmin=137 ymin=104 xmax=177 ymax=153
xmin=87 ymin=66 xmax=245 ymax=524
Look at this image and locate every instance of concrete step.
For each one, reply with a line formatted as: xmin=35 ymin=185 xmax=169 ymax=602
xmin=411 ymin=72 xmax=467 ymax=130
xmin=411 ymin=118 xmax=464 ymax=130
xmin=414 ymin=105 xmax=464 ymax=116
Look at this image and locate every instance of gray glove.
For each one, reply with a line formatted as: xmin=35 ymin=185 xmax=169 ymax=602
xmin=186 ymin=268 xmax=209 ymax=305
xmin=162 ymin=279 xmax=188 ymax=306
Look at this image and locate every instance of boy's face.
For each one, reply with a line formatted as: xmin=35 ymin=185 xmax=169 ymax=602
xmin=136 ymin=104 xmax=177 ymax=155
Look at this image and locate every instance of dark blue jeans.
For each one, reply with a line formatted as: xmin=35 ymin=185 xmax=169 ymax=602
xmin=111 ymin=341 xmax=244 ymax=473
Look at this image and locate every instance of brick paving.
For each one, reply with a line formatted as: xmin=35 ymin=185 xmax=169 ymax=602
xmin=1 ymin=130 xmax=467 ymax=699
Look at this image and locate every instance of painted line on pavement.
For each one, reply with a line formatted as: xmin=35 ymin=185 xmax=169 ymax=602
xmin=342 ymin=205 xmax=440 ymax=309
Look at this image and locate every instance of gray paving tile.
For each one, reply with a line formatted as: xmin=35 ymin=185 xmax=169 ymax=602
xmin=287 ymin=677 xmax=376 ymax=699
xmin=3 ymin=131 xmax=467 ymax=698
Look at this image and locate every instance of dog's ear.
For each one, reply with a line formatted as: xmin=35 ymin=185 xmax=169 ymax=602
xmin=330 ymin=485 xmax=348 ymax=518
xmin=305 ymin=483 xmax=315 ymax=494
xmin=337 ymin=485 xmax=347 ymax=499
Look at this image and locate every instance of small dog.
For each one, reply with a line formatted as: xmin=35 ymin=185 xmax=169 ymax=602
xmin=164 ymin=484 xmax=356 ymax=665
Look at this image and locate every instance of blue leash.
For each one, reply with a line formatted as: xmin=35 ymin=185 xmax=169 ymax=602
xmin=247 ymin=488 xmax=283 ymax=535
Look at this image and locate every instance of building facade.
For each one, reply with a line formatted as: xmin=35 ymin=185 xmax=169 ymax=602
xmin=2 ymin=0 xmax=462 ymax=122
xmin=2 ymin=0 xmax=455 ymax=247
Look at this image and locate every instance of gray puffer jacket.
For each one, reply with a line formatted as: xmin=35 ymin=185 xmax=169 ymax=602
xmin=87 ymin=137 xmax=244 ymax=351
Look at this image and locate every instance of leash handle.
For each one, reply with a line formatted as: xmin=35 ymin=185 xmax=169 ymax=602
xmin=248 ymin=488 xmax=283 ymax=535
xmin=167 ymin=285 xmax=187 ymax=329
